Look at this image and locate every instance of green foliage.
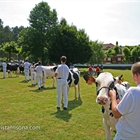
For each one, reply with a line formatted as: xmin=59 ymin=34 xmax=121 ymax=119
xmin=131 ymin=46 xmax=140 ymax=62
xmin=89 ymin=40 xmax=105 ymax=64
xmin=25 ymin=1 xmax=58 ymax=64
xmin=48 ymin=18 xmax=92 ymax=64
xmin=105 ymin=48 xmax=115 ymax=57
xmin=123 ymin=46 xmax=131 ymax=63
xmin=1 ymin=41 xmax=18 ymax=61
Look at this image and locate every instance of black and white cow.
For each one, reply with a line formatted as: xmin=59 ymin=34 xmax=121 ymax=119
xmin=19 ymin=64 xmax=24 ymax=73
xmin=7 ymin=63 xmax=20 ymax=77
xmin=51 ymin=66 xmax=80 ymax=98
xmin=42 ymin=66 xmax=58 ymax=87
xmin=83 ymin=72 xmax=130 ymax=140
xmin=67 ymin=67 xmax=80 ymax=98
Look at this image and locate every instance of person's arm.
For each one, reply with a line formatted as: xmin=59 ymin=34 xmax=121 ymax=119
xmin=55 ymin=73 xmax=58 ymax=77
xmin=109 ymin=89 xmax=122 ymax=119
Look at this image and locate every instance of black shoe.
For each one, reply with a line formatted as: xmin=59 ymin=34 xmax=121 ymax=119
xmin=38 ymin=87 xmax=41 ymax=90
xmin=41 ymin=86 xmax=44 ymax=88
xmin=56 ymin=107 xmax=60 ymax=110
xmin=63 ymin=107 xmax=67 ymax=110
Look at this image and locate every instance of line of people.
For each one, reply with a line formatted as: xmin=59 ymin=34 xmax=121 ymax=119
xmin=23 ymin=60 xmax=44 ymax=90
xmin=88 ymin=65 xmax=103 ymax=77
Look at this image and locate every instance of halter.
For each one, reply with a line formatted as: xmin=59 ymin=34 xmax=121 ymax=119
xmin=96 ymin=80 xmax=115 ymax=96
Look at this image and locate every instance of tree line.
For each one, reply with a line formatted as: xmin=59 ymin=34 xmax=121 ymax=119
xmin=0 ymin=1 xmax=139 ymax=65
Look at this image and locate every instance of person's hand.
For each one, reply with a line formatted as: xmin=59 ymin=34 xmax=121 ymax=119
xmin=109 ymin=89 xmax=116 ymax=99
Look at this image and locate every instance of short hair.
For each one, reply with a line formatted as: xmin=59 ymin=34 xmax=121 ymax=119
xmin=60 ymin=56 xmax=67 ymax=62
xmin=131 ymin=62 xmax=140 ymax=75
xmin=38 ymin=61 xmax=42 ymax=65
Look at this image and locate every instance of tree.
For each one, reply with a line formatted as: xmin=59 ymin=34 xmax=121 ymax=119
xmin=131 ymin=46 xmax=140 ymax=62
xmin=113 ymin=45 xmax=120 ymax=63
xmin=11 ymin=26 xmax=24 ymax=42
xmin=1 ymin=41 xmax=18 ymax=61
xmin=123 ymin=46 xmax=131 ymax=63
xmin=48 ymin=18 xmax=92 ymax=65
xmin=26 ymin=1 xmax=58 ymax=64
xmin=89 ymin=40 xmax=105 ymax=64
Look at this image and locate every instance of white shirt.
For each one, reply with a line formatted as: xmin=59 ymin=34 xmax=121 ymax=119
xmin=2 ymin=62 xmax=7 ymax=70
xmin=24 ymin=62 xmax=30 ymax=70
xmin=55 ymin=64 xmax=69 ymax=80
xmin=30 ymin=65 xmax=35 ymax=73
xmin=36 ymin=65 xmax=43 ymax=76
xmin=116 ymin=84 xmax=140 ymax=139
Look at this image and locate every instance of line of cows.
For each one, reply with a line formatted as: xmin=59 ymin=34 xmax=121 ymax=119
xmin=6 ymin=63 xmax=131 ymax=140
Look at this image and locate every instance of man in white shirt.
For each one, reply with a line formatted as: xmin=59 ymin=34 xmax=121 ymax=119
xmin=2 ymin=60 xmax=7 ymax=78
xmin=35 ymin=61 xmax=44 ymax=90
xmin=109 ymin=62 xmax=140 ymax=140
xmin=55 ymin=56 xmax=69 ymax=110
xmin=23 ymin=59 xmax=30 ymax=81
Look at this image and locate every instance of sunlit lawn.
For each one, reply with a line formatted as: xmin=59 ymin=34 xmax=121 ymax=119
xmin=0 ymin=69 xmax=135 ymax=140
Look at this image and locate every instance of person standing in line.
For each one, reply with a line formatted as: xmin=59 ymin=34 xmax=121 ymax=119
xmin=23 ymin=59 xmax=30 ymax=81
xmin=109 ymin=61 xmax=140 ymax=140
xmin=35 ymin=61 xmax=44 ymax=90
xmin=30 ymin=62 xmax=36 ymax=86
xmin=2 ymin=60 xmax=7 ymax=78
xmin=55 ymin=56 xmax=69 ymax=110
xmin=88 ymin=65 xmax=95 ymax=76
xmin=69 ymin=63 xmax=74 ymax=70
xmin=96 ymin=65 xmax=101 ymax=76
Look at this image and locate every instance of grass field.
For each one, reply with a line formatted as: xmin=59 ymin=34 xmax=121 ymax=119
xmin=0 ymin=69 xmax=135 ymax=140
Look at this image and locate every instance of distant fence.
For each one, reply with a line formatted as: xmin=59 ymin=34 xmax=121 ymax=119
xmin=73 ymin=64 xmax=133 ymax=70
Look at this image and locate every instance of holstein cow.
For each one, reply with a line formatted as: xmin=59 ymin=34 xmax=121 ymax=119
xmin=7 ymin=63 xmax=20 ymax=77
xmin=42 ymin=66 xmax=58 ymax=87
xmin=68 ymin=67 xmax=80 ymax=98
xmin=83 ymin=72 xmax=130 ymax=140
xmin=51 ymin=66 xmax=80 ymax=98
xmin=19 ymin=63 xmax=24 ymax=73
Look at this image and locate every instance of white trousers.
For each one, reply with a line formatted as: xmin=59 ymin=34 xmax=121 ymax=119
xmin=36 ymin=75 xmax=43 ymax=88
xmin=24 ymin=69 xmax=30 ymax=81
xmin=31 ymin=72 xmax=36 ymax=85
xmin=3 ymin=69 xmax=6 ymax=78
xmin=56 ymin=79 xmax=68 ymax=108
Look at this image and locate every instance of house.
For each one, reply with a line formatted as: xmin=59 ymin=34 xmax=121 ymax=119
xmin=103 ymin=42 xmax=124 ymax=63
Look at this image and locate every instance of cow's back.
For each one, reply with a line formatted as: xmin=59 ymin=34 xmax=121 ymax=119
xmin=42 ymin=66 xmax=55 ymax=77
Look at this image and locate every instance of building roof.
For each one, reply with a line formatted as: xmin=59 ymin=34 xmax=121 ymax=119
xmin=103 ymin=43 xmax=115 ymax=50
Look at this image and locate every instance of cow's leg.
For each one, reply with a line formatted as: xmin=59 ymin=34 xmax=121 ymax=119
xmin=103 ymin=118 xmax=112 ymax=140
xmin=52 ymin=77 xmax=55 ymax=87
xmin=8 ymin=70 xmax=12 ymax=77
xmin=74 ymin=86 xmax=77 ymax=98
xmin=77 ymin=83 xmax=80 ymax=98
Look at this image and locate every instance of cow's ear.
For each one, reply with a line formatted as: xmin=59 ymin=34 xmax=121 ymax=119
xmin=83 ymin=74 xmax=96 ymax=85
xmin=114 ymin=75 xmax=123 ymax=84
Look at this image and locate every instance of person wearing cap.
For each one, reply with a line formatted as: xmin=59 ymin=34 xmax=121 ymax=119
xmin=2 ymin=60 xmax=7 ymax=78
xmin=54 ymin=56 xmax=69 ymax=110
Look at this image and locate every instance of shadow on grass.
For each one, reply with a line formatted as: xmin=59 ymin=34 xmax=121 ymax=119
xmin=50 ymin=97 xmax=83 ymax=122
xmin=51 ymin=109 xmax=72 ymax=122
xmin=19 ymin=80 xmax=30 ymax=83
xmin=30 ymin=87 xmax=56 ymax=92
xmin=68 ymin=97 xmax=83 ymax=111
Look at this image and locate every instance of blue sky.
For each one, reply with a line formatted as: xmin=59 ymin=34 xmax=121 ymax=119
xmin=0 ymin=0 xmax=140 ymax=46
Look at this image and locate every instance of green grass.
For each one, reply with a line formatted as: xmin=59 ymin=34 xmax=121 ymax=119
xmin=0 ymin=69 xmax=135 ymax=140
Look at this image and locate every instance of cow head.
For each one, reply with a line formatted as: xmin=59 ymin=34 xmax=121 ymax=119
xmin=83 ymin=72 xmax=123 ymax=105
